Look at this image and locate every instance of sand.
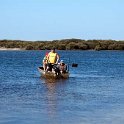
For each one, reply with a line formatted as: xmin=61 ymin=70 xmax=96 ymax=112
xmin=0 ymin=47 xmax=22 ymax=50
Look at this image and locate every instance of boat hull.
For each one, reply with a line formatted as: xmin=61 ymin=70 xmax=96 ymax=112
xmin=38 ymin=67 xmax=69 ymax=79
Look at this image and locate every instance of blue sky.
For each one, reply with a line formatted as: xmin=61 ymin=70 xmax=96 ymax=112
xmin=0 ymin=0 xmax=124 ymax=41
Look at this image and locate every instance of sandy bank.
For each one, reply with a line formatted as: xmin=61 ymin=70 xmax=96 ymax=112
xmin=0 ymin=47 xmax=22 ymax=50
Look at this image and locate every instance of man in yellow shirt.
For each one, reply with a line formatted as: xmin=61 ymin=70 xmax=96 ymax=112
xmin=46 ymin=48 xmax=60 ymax=71
xmin=47 ymin=48 xmax=59 ymax=64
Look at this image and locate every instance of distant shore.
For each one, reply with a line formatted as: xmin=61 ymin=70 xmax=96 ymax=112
xmin=0 ymin=39 xmax=124 ymax=50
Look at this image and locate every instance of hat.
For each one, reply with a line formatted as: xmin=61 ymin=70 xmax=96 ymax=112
xmin=60 ymin=60 xmax=64 ymax=63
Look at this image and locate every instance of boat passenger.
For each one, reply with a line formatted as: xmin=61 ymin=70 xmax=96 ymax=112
xmin=46 ymin=48 xmax=60 ymax=71
xmin=58 ymin=60 xmax=67 ymax=73
xmin=42 ymin=52 xmax=48 ymax=71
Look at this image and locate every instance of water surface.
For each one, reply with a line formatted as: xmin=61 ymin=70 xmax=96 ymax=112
xmin=0 ymin=50 xmax=124 ymax=124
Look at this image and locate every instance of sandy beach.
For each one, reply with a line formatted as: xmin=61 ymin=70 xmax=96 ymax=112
xmin=0 ymin=47 xmax=22 ymax=50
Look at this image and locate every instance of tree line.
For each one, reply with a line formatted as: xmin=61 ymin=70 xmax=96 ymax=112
xmin=0 ymin=39 xmax=124 ymax=50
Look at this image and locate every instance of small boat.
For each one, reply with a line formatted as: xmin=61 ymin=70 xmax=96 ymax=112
xmin=38 ymin=67 xmax=69 ymax=79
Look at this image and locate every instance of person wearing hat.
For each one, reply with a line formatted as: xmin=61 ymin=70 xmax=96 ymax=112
xmin=58 ymin=60 xmax=67 ymax=73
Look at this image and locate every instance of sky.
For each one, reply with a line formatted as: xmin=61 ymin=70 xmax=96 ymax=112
xmin=0 ymin=0 xmax=124 ymax=41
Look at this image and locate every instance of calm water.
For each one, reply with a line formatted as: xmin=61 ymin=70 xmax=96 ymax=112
xmin=0 ymin=50 xmax=124 ymax=124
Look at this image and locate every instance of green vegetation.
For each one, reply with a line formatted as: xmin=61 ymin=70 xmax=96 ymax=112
xmin=0 ymin=39 xmax=124 ymax=50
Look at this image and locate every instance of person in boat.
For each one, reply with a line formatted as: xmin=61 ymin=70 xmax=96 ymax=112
xmin=42 ymin=52 xmax=48 ymax=71
xmin=46 ymin=48 xmax=60 ymax=71
xmin=58 ymin=60 xmax=67 ymax=73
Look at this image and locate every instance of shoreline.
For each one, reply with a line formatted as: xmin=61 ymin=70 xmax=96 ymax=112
xmin=0 ymin=47 xmax=22 ymax=51
xmin=0 ymin=39 xmax=124 ymax=50
xmin=0 ymin=48 xmax=124 ymax=51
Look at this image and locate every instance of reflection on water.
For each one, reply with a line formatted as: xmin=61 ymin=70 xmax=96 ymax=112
xmin=45 ymin=81 xmax=57 ymax=117
xmin=40 ymin=77 xmax=69 ymax=123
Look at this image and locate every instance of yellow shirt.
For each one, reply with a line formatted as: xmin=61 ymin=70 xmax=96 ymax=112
xmin=48 ymin=52 xmax=57 ymax=64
